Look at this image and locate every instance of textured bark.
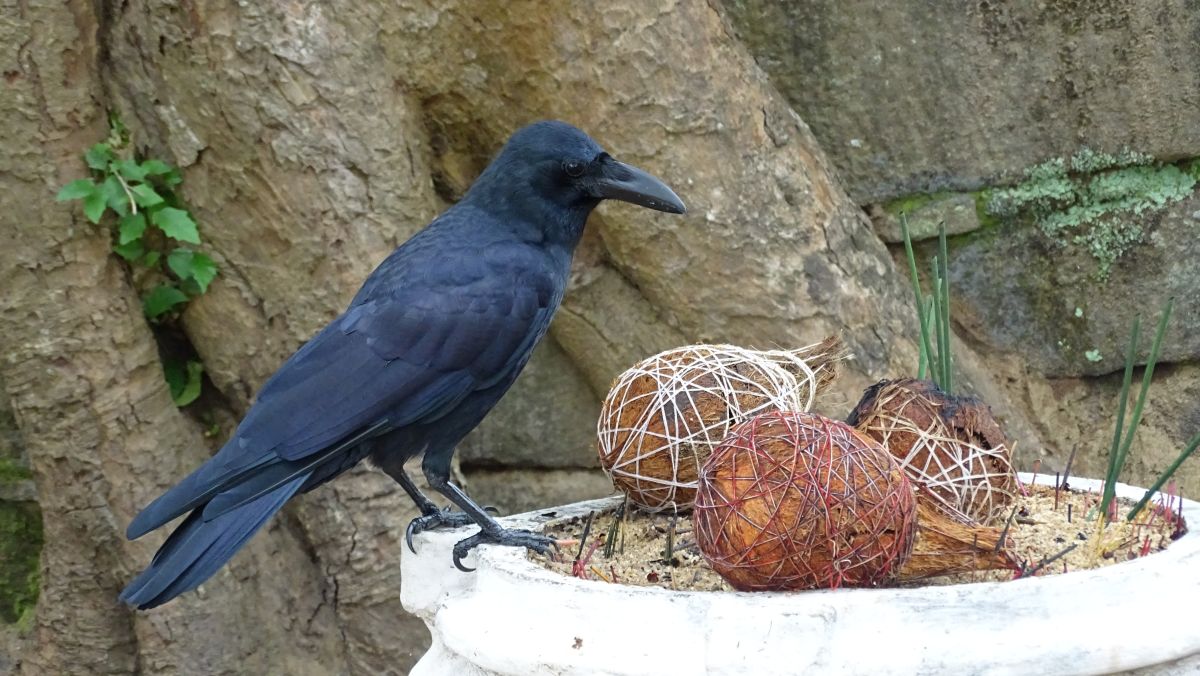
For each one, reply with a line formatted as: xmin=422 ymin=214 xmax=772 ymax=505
xmin=99 ymin=3 xmax=449 ymax=672
xmin=0 ymin=381 xmax=35 ymax=673
xmin=0 ymin=1 xmax=1050 ymax=673
xmin=104 ymin=0 xmax=444 ymax=403
xmin=0 ymin=3 xmax=346 ymax=674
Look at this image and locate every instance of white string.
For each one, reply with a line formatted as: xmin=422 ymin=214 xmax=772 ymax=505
xmin=597 ymin=338 xmax=844 ymax=511
xmin=854 ymin=383 xmax=1016 ymax=524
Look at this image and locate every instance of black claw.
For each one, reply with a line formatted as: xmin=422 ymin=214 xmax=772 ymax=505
xmin=449 ymin=527 xmax=556 ymax=573
xmin=405 ymin=520 xmax=419 ymax=554
xmin=483 ymin=505 xmax=501 ymax=516
xmin=453 ymin=552 xmax=476 ymax=573
xmin=451 ymin=533 xmax=482 ymax=572
xmin=405 ymin=508 xmax=477 ymax=555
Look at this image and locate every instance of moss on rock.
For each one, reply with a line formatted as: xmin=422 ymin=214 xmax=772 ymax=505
xmin=1186 ymin=159 xmax=1200 ymax=182
xmin=0 ymin=500 xmax=41 ymax=625
xmin=874 ymin=191 xmax=983 ymax=243
xmin=883 ymin=191 xmax=943 ymax=217
xmin=0 ymin=459 xmax=31 ymax=483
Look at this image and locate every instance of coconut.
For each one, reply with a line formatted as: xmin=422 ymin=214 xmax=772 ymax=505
xmin=597 ymin=337 xmax=847 ymax=511
xmin=848 ymin=378 xmax=1017 ymax=525
xmin=898 ymin=499 xmax=1019 ymax=581
xmin=692 ymin=410 xmax=917 ymax=591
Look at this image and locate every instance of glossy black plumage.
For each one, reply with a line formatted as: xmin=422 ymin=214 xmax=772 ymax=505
xmin=120 ymin=120 xmax=685 ymax=609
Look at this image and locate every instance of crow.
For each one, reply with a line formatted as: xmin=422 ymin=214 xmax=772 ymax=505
xmin=119 ymin=120 xmax=686 ymax=609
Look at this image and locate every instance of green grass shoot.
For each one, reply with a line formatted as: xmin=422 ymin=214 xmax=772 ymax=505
xmin=1098 ymin=297 xmax=1174 ymax=520
xmin=900 ymin=215 xmax=952 ymax=394
xmin=1127 ymin=431 xmax=1200 ymax=521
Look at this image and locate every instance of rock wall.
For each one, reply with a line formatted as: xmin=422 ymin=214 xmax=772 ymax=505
xmin=726 ymin=0 xmax=1200 ymax=495
xmin=723 ymin=0 xmax=1200 ymax=203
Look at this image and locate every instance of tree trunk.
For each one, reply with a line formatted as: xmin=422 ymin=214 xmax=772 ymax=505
xmin=0 ymin=1 xmax=1040 ymax=673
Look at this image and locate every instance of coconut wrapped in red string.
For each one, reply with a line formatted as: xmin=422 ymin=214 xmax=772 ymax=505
xmin=597 ymin=337 xmax=848 ymax=511
xmin=692 ymin=411 xmax=918 ymax=591
xmin=848 ymin=378 xmax=1018 ymax=525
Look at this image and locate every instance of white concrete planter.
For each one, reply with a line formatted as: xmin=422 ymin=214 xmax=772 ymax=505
xmin=401 ymin=474 xmax=1200 ymax=675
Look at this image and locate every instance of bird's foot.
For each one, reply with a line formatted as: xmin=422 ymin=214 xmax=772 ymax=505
xmin=452 ymin=527 xmax=558 ymax=572
xmin=406 ymin=508 xmax=482 ymax=554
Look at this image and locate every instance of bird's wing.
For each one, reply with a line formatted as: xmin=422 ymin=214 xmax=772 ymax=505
xmin=258 ymin=263 xmax=557 ymax=460
xmin=127 ymin=257 xmax=559 ymax=538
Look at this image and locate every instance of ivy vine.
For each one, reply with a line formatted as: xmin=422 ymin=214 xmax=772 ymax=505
xmin=55 ymin=118 xmax=216 ymax=406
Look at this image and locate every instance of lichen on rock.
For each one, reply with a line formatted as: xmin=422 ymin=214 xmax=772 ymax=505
xmin=986 ymin=149 xmax=1197 ymax=278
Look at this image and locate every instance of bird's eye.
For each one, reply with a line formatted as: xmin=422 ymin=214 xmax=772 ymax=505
xmin=563 ymin=160 xmax=586 ymax=178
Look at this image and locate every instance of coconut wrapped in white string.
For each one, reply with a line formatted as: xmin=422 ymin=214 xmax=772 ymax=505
xmin=597 ymin=336 xmax=848 ymax=511
xmin=847 ymin=378 xmax=1018 ymax=525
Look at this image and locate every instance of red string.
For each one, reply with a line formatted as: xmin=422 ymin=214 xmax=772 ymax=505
xmin=694 ymin=410 xmax=917 ymax=591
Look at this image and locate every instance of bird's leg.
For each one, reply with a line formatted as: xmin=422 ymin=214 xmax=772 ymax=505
xmin=377 ymin=457 xmax=482 ymax=553
xmin=380 ymin=462 xmax=445 ymax=517
xmin=420 ymin=457 xmax=557 ymax=572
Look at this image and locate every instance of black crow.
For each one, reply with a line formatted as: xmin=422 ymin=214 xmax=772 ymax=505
xmin=120 ymin=120 xmax=686 ymax=609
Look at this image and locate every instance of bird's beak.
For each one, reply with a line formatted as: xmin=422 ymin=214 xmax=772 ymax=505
xmin=593 ymin=158 xmax=686 ymax=214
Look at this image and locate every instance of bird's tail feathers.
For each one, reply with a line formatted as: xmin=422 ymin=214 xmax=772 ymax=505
xmin=127 ymin=421 xmax=388 ymax=541
xmin=125 ymin=450 xmax=272 ymax=540
xmin=119 ymin=473 xmax=307 ymax=610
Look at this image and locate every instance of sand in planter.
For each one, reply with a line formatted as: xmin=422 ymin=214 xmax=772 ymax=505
xmin=534 ymin=484 xmax=1185 ymax=592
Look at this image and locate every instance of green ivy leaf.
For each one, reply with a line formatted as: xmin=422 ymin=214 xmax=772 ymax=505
xmin=152 ymin=207 xmax=200 ymax=243
xmin=163 ymin=359 xmax=185 ymax=398
xmin=171 ymin=250 xmax=214 ymax=285
xmin=167 ymin=248 xmax=195 ymax=279
xmin=168 ymin=249 xmax=218 ymax=292
xmin=85 ymin=143 xmax=114 ymax=171
xmin=118 ymin=213 xmax=147 ymax=244
xmin=143 ymin=284 xmax=189 ymax=319
xmin=177 ymin=361 xmax=204 ymax=406
xmin=114 ymin=159 xmax=149 ymax=182
xmin=101 ymin=175 xmax=128 ymax=213
xmin=188 ymin=252 xmax=218 ymax=292
xmin=140 ymin=159 xmax=174 ymax=176
xmin=141 ymin=250 xmax=161 ymax=267
xmin=112 ymin=238 xmax=145 ymax=261
xmin=83 ymin=190 xmax=107 ymax=223
xmin=56 ymin=179 xmax=96 ymax=201
xmin=130 ymin=183 xmax=164 ymax=208
xmin=163 ymin=168 xmax=183 ymax=187
xmin=164 ymin=359 xmax=204 ymax=407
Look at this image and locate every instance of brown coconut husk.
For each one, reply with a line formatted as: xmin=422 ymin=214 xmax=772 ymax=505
xmin=848 ymin=378 xmax=1017 ymax=525
xmin=598 ymin=336 xmax=848 ymax=511
xmin=898 ymin=499 xmax=1020 ymax=581
xmin=693 ymin=411 xmax=917 ymax=591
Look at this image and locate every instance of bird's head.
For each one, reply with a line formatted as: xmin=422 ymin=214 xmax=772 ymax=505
xmin=464 ymin=121 xmax=686 ymax=240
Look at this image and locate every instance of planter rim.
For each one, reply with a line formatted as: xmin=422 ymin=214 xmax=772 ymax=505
xmin=402 ymin=473 xmax=1200 ymax=675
